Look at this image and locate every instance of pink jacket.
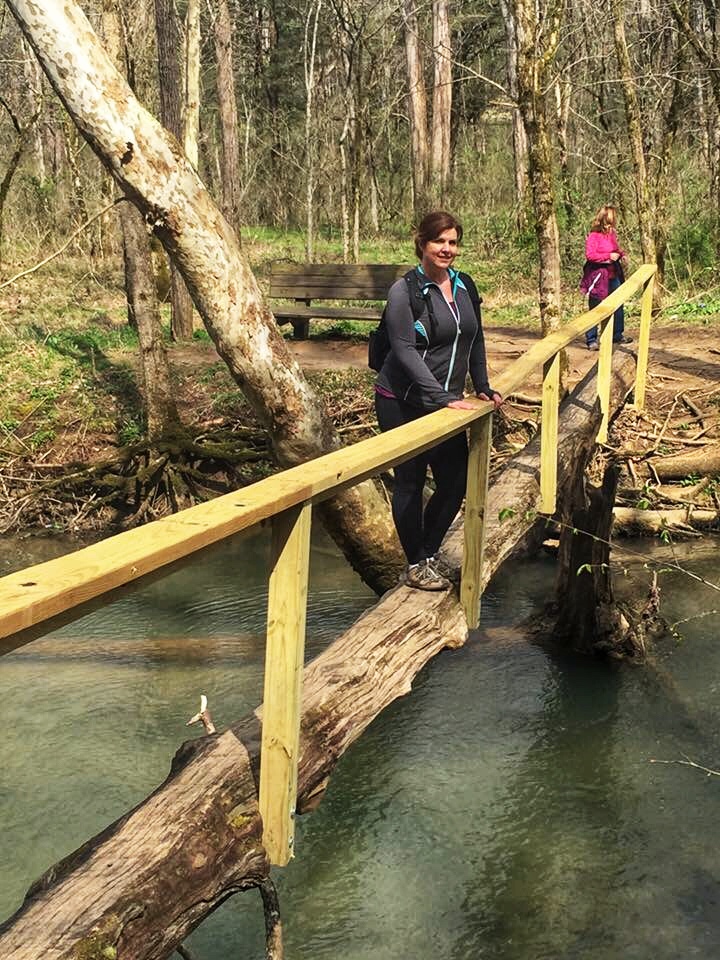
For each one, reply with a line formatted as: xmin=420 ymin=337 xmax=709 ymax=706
xmin=580 ymin=229 xmax=626 ymax=300
xmin=585 ymin=229 xmax=625 ymax=263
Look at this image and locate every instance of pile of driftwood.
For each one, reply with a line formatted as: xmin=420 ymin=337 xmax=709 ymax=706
xmin=602 ymin=386 xmax=720 ymax=537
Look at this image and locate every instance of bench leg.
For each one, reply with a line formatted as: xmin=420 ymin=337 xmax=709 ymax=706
xmin=291 ymin=318 xmax=310 ymax=340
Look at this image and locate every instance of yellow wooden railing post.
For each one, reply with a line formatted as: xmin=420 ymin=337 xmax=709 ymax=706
xmin=633 ymin=270 xmax=655 ymax=411
xmin=539 ymin=351 xmax=560 ymax=514
xmin=461 ymin=413 xmax=492 ymax=629
xmin=596 ymin=314 xmax=614 ymax=444
xmin=259 ymin=501 xmax=312 ymax=866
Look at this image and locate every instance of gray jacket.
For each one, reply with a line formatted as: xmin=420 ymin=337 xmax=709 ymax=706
xmin=375 ymin=267 xmax=492 ymax=411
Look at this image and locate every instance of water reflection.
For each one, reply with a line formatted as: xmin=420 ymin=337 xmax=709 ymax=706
xmin=1 ymin=534 xmax=720 ymax=959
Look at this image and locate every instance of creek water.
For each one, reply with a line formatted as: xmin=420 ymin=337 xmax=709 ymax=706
xmin=1 ymin=530 xmax=719 ymax=959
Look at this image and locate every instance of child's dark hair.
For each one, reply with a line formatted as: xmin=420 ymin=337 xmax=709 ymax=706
xmin=414 ymin=210 xmax=463 ymax=259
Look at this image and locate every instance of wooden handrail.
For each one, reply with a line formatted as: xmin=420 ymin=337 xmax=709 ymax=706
xmin=0 ymin=263 xmax=656 ymax=643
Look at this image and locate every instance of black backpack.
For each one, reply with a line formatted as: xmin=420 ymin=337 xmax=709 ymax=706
xmin=368 ymin=269 xmax=482 ymax=372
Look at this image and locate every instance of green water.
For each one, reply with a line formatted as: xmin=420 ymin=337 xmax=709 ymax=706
xmin=1 ymin=531 xmax=719 ymax=959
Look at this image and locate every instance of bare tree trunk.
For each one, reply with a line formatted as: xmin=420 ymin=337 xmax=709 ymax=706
xmin=0 ymin=99 xmax=38 ymax=263
xmin=102 ymin=0 xmax=181 ymax=444
xmin=403 ymin=0 xmax=430 ymax=219
xmin=430 ymin=0 xmax=452 ymax=205
xmin=120 ymin=207 xmax=182 ymax=441
xmin=184 ymin=0 xmax=200 ymax=168
xmin=611 ymin=0 xmax=656 ymax=264
xmin=554 ymin=74 xmax=573 ymax=240
xmin=304 ymin=0 xmax=322 ymax=260
xmin=498 ymin=0 xmax=528 ymax=223
xmin=515 ymin=0 xmax=564 ymax=338
xmin=7 ymin=0 xmax=402 ymax=593
xmin=213 ymin=0 xmax=243 ymax=235
xmin=339 ymin=116 xmax=351 ymax=262
xmin=21 ymin=39 xmax=47 ymax=181
xmin=154 ymin=0 xmax=194 ymax=340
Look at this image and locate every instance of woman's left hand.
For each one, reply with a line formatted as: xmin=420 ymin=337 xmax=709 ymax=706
xmin=478 ymin=391 xmax=503 ymax=409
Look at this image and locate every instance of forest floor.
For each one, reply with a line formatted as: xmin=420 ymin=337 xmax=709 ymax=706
xmin=1 ymin=251 xmax=719 ymax=535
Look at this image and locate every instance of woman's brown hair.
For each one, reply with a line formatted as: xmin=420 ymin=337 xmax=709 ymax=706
xmin=414 ymin=210 xmax=463 ymax=259
xmin=591 ymin=204 xmax=617 ymax=234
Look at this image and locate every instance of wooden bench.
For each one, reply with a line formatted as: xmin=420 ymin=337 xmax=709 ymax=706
xmin=269 ymin=262 xmax=412 ymax=339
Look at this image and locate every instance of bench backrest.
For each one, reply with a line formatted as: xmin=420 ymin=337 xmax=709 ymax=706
xmin=269 ymin=263 xmax=413 ymax=301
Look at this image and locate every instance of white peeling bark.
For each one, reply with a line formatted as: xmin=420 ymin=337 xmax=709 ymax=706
xmin=6 ymin=0 xmax=401 ymax=591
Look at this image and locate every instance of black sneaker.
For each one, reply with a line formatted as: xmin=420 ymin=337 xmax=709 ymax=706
xmin=404 ymin=559 xmax=451 ymax=591
xmin=614 ymin=335 xmax=633 ymax=344
xmin=587 ymin=340 xmax=599 ymax=351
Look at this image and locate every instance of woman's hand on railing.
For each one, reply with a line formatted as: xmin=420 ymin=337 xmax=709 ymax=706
xmin=478 ymin=391 xmax=504 ymax=410
xmin=447 ymin=398 xmax=478 ymax=410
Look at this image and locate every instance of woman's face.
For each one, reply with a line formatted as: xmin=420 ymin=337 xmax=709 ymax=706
xmin=421 ymin=228 xmax=459 ymax=272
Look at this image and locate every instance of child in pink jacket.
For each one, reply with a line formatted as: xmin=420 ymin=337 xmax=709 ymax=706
xmin=579 ymin=205 xmax=632 ymax=349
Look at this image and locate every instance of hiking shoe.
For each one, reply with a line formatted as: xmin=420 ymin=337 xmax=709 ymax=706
xmin=426 ymin=553 xmax=460 ymax=585
xmin=404 ymin=559 xmax=451 ymax=591
xmin=587 ymin=340 xmax=599 ymax=351
xmin=614 ymin=335 xmax=633 ymax=344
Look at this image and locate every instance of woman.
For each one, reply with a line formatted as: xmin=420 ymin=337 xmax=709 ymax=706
xmin=580 ymin=204 xmax=632 ymax=350
xmin=375 ymin=210 xmax=502 ymax=591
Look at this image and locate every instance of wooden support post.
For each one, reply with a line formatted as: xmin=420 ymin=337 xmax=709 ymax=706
xmin=292 ymin=299 xmax=311 ymax=339
xmin=461 ymin=413 xmax=492 ymax=629
xmin=539 ymin=351 xmax=560 ymax=514
xmin=633 ymin=271 xmax=654 ymax=411
xmin=259 ymin=501 xmax=312 ymax=866
xmin=596 ymin=314 xmax=613 ymax=443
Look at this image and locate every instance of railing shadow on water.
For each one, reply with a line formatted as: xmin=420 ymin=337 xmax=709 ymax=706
xmin=0 ymin=263 xmax=656 ymax=865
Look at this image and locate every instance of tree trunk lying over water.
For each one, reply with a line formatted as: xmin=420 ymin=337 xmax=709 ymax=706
xmin=0 ymin=352 xmax=636 ymax=960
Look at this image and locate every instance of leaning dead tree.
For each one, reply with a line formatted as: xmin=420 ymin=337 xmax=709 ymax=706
xmin=5 ymin=0 xmax=402 ymax=593
xmin=0 ymin=351 xmax=638 ymax=960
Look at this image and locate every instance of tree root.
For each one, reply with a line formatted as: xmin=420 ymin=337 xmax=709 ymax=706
xmin=0 ymin=429 xmax=271 ymax=533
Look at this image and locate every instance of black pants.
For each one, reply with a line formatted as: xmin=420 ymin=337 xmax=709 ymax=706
xmin=375 ymin=392 xmax=468 ymax=564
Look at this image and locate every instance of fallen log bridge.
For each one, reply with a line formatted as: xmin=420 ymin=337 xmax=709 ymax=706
xmin=0 ymin=349 xmax=638 ymax=960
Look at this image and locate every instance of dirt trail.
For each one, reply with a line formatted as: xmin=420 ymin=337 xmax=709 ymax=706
xmin=286 ymin=325 xmax=720 ymax=397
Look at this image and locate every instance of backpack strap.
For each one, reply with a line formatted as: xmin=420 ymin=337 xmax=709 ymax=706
xmin=457 ymin=270 xmax=482 ymax=322
xmin=403 ymin=268 xmax=437 ymax=339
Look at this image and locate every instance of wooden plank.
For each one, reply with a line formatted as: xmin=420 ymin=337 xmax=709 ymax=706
xmin=596 ymin=314 xmax=614 ymax=444
xmin=632 ymin=272 xmax=654 ymax=411
xmin=272 ymin=304 xmax=383 ymax=322
xmin=461 ymin=413 xmax=493 ymax=629
xmin=259 ymin=502 xmax=312 ymax=866
xmin=539 ymin=351 xmax=560 ymax=514
xmin=270 ymin=284 xmax=394 ymax=300
xmin=0 ymin=265 xmax=656 ymax=641
xmin=269 ymin=263 xmax=411 ymax=279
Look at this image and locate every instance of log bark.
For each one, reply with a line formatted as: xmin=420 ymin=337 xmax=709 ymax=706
xmin=653 ymin=445 xmax=720 ymax=481
xmin=552 ymin=464 xmax=633 ymax=655
xmin=0 ymin=351 xmax=638 ymax=960
xmin=613 ymin=506 xmax=720 ymax=536
xmin=6 ymin=0 xmax=402 ymax=594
